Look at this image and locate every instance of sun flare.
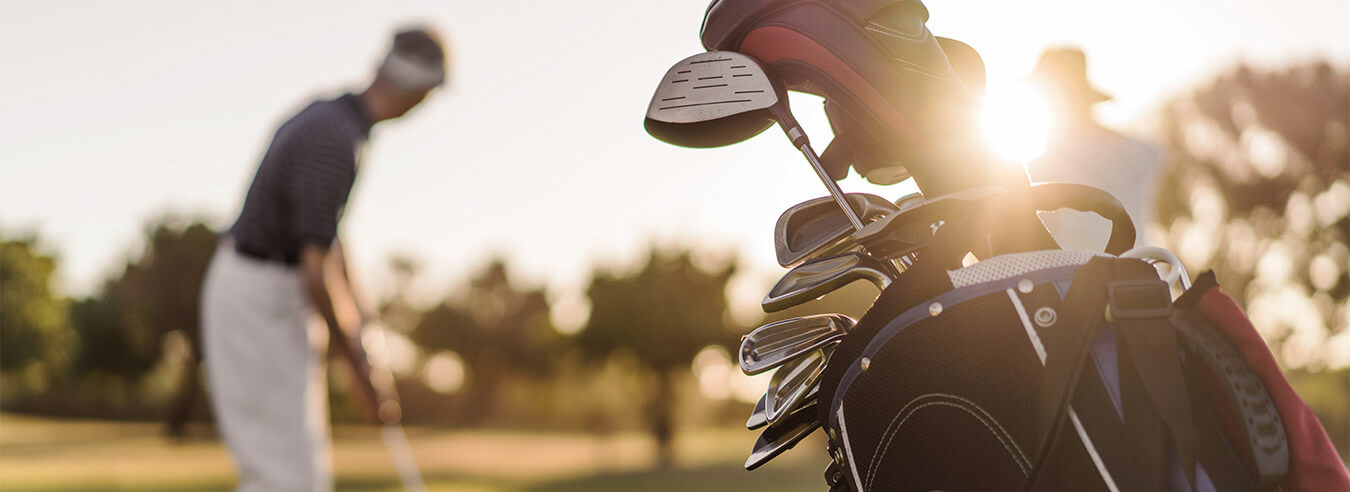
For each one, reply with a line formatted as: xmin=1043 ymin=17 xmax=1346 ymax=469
xmin=980 ymin=83 xmax=1053 ymax=164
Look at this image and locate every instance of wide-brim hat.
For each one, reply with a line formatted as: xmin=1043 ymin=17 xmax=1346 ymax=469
xmin=1030 ymin=47 xmax=1111 ymax=104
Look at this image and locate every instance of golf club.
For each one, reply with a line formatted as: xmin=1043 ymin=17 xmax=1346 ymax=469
xmin=740 ymin=314 xmax=853 ymax=375
xmin=765 ymin=344 xmax=835 ymax=425
xmin=361 ymin=323 xmax=427 ymax=492
xmin=853 ymin=185 xmax=1007 ymax=259
xmin=645 ymin=51 xmax=866 ymax=232
xmin=745 ymin=400 xmax=822 ymax=470
xmin=762 ymin=253 xmax=893 ymax=313
xmin=775 ymin=193 xmax=897 ymax=267
xmin=748 ymin=382 xmax=820 ymax=431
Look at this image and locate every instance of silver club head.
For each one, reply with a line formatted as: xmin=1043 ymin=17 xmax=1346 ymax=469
xmin=747 ymin=381 xmax=820 ymax=431
xmin=762 ymin=252 xmax=894 ymax=313
xmin=745 ymin=401 xmax=821 ymax=470
xmin=740 ymin=314 xmax=853 ymax=375
xmin=775 ymin=193 xmax=899 ymax=267
xmin=644 ymin=52 xmax=868 ymax=232
xmin=765 ymin=344 xmax=835 ymax=425
xmin=644 ymin=51 xmax=781 ymax=148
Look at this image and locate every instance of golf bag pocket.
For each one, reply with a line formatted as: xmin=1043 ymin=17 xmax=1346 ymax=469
xmin=817 ymin=251 xmax=1344 ymax=492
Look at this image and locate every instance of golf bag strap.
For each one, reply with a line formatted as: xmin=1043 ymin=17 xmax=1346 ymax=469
xmin=1022 ymin=257 xmax=1190 ymax=492
xmin=1108 ymin=259 xmax=1200 ymax=488
xmin=1020 ymin=257 xmax=1114 ymax=492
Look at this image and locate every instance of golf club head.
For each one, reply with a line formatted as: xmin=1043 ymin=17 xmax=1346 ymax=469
xmin=745 ymin=401 xmax=822 ymax=470
xmin=854 ymin=185 xmax=1007 ymax=259
xmin=765 ymin=344 xmax=834 ymax=425
xmin=775 ymin=193 xmax=899 ymax=267
xmin=763 ymin=252 xmax=894 ymax=313
xmin=748 ymin=381 xmax=820 ymax=431
xmin=645 ymin=51 xmax=781 ymax=148
xmin=740 ymin=314 xmax=853 ymax=375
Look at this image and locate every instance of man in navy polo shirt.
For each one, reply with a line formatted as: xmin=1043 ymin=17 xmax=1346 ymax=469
xmin=201 ymin=27 xmax=446 ymax=491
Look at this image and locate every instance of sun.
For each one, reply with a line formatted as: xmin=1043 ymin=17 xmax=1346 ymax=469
xmin=980 ymin=83 xmax=1053 ymax=164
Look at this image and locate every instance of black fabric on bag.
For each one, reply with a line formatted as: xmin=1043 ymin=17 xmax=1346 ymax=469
xmin=816 ymin=257 xmax=954 ymax=426
xmin=842 ymin=294 xmax=1046 ymax=490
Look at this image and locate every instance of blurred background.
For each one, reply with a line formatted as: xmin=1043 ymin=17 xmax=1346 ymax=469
xmin=1 ymin=0 xmax=1346 ymax=491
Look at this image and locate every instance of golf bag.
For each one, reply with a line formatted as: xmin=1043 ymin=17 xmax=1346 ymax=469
xmin=647 ymin=1 xmax=1348 ymax=490
xmin=808 ymin=189 xmax=1349 ymax=491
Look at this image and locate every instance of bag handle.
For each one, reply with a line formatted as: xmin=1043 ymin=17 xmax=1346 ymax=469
xmin=922 ymin=183 xmax=1136 ymax=269
xmin=1029 ymin=183 xmax=1136 ymax=256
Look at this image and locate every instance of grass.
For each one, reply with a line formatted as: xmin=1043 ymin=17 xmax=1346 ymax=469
xmin=0 ymin=413 xmax=827 ymax=491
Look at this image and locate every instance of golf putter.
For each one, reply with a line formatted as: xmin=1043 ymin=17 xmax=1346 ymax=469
xmin=775 ymin=193 xmax=898 ymax=267
xmin=762 ymin=252 xmax=893 ymax=313
xmin=740 ymin=314 xmax=854 ymax=375
xmin=748 ymin=381 xmax=820 ymax=431
xmin=645 ymin=51 xmax=867 ymax=233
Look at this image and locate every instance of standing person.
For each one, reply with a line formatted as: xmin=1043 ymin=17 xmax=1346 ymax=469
xmin=201 ymin=27 xmax=447 ymax=492
xmin=1025 ymin=47 xmax=1164 ymax=251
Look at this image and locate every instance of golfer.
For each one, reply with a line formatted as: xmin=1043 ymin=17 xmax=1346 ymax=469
xmin=1026 ymin=47 xmax=1164 ymax=251
xmin=201 ymin=28 xmax=446 ymax=491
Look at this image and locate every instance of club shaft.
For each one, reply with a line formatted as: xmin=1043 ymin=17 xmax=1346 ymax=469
xmin=797 ymin=143 xmax=865 ymax=231
xmin=382 ymin=424 xmax=427 ymax=492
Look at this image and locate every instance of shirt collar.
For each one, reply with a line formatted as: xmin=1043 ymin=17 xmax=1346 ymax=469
xmin=339 ymin=92 xmax=375 ymax=135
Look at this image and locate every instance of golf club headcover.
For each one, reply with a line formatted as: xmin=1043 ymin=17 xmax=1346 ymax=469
xmin=702 ymin=0 xmax=1003 ymax=193
xmin=819 ymin=36 xmax=987 ymax=186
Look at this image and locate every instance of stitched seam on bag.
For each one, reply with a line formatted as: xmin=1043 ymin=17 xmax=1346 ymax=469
xmin=867 ymin=399 xmax=1029 ymax=489
xmin=865 ymin=22 xmax=927 ymax=41
xmin=864 ymin=393 xmax=1030 ymax=489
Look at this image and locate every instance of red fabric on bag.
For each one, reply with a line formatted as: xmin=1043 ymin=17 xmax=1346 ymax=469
xmin=1197 ymin=288 xmax=1350 ymax=491
xmin=739 ymin=26 xmax=927 ymax=147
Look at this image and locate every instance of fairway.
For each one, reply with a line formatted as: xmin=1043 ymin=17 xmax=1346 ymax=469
xmin=0 ymin=414 xmax=825 ymax=492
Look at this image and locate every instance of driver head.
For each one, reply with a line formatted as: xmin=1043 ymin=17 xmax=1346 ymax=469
xmin=644 ymin=51 xmax=782 ymax=148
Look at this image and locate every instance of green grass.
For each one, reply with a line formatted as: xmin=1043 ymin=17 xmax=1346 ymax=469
xmin=0 ymin=414 xmax=826 ymax=492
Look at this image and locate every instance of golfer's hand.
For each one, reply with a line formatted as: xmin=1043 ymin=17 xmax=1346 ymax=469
xmin=343 ymin=337 xmax=384 ymax=424
xmin=348 ymin=330 xmax=403 ymax=425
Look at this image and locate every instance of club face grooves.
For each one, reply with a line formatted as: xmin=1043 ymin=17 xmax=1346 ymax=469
xmin=644 ymin=51 xmax=781 ymax=148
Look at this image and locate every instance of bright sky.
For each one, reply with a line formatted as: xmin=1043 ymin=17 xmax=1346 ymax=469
xmin=2 ymin=0 xmax=1347 ymax=309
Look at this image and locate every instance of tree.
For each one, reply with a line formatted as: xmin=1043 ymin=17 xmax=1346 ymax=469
xmin=575 ymin=249 xmax=737 ymax=466
xmin=410 ymin=259 xmax=558 ymax=423
xmin=0 ymin=235 xmax=73 ymax=398
xmin=67 ymin=218 xmax=218 ymax=433
xmin=1155 ymin=63 xmax=1348 ymax=367
xmin=1154 ymin=63 xmax=1350 ymax=450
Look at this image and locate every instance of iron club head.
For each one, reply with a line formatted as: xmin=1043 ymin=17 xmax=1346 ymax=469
xmin=775 ymin=193 xmax=898 ymax=267
xmin=765 ymin=344 xmax=834 ymax=425
xmin=745 ymin=400 xmax=822 ymax=470
xmin=762 ymin=252 xmax=893 ymax=313
xmin=740 ymin=314 xmax=854 ymax=375
xmin=748 ymin=381 xmax=820 ymax=431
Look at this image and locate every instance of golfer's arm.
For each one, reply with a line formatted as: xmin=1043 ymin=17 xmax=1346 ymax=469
xmin=331 ymin=239 xmax=375 ymax=321
xmin=300 ymin=245 xmax=360 ymax=351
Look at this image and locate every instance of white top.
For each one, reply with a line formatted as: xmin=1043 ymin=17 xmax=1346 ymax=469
xmin=1026 ymin=125 xmax=1165 ymax=252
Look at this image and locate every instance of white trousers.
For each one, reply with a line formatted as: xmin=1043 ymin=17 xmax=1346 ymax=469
xmin=202 ymin=243 xmax=332 ymax=492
